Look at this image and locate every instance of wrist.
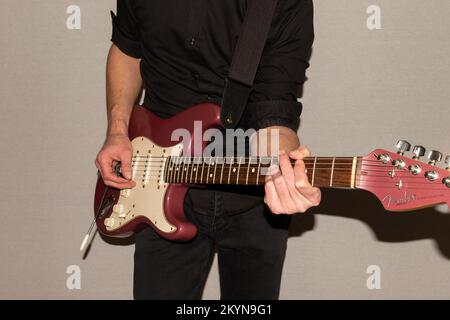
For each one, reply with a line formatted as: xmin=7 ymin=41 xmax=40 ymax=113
xmin=107 ymin=118 xmax=129 ymax=137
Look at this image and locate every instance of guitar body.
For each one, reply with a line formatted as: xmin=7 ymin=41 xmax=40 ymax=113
xmin=94 ymin=103 xmax=221 ymax=240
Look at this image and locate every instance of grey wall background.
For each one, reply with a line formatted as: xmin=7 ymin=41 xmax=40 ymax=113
xmin=1 ymin=0 xmax=450 ymax=299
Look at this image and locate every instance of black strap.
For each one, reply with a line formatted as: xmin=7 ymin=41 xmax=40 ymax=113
xmin=220 ymin=0 xmax=279 ymax=128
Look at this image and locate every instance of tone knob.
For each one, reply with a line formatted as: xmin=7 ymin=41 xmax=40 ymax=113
xmin=396 ymin=140 xmax=411 ymax=155
xmin=412 ymin=145 xmax=426 ymax=160
xmin=104 ymin=218 xmax=115 ymax=228
xmin=428 ymin=150 xmax=443 ymax=166
xmin=445 ymin=155 xmax=450 ymax=170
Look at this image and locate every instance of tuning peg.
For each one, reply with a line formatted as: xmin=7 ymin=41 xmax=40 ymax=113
xmin=412 ymin=145 xmax=426 ymax=160
xmin=428 ymin=150 xmax=443 ymax=166
xmin=396 ymin=140 xmax=411 ymax=155
xmin=445 ymin=155 xmax=450 ymax=170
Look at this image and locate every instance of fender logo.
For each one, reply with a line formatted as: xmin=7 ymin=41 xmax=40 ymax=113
xmin=382 ymin=192 xmax=417 ymax=208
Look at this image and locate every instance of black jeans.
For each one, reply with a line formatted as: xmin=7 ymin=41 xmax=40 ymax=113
xmin=133 ymin=190 xmax=291 ymax=300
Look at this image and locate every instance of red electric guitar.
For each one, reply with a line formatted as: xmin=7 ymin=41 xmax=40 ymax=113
xmin=93 ymin=103 xmax=450 ymax=241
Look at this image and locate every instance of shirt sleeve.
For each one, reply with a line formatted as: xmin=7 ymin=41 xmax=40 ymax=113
xmin=242 ymin=0 xmax=314 ymax=131
xmin=110 ymin=0 xmax=142 ymax=59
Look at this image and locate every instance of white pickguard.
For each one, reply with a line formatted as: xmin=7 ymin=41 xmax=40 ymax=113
xmin=103 ymin=137 xmax=183 ymax=234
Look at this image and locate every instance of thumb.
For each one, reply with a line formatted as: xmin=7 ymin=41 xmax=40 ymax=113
xmin=120 ymin=154 xmax=133 ymax=180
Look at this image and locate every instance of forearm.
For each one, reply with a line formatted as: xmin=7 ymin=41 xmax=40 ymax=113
xmin=106 ymin=44 xmax=143 ymax=136
xmin=269 ymin=126 xmax=300 ymax=153
xmin=251 ymin=126 xmax=301 ymax=156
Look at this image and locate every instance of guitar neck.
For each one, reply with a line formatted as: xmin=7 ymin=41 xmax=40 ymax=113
xmin=164 ymin=156 xmax=362 ymax=189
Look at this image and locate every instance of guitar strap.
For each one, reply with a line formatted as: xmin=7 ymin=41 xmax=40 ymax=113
xmin=220 ymin=0 xmax=279 ymax=128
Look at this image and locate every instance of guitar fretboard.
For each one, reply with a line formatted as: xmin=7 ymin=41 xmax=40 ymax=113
xmin=163 ymin=156 xmax=361 ymax=188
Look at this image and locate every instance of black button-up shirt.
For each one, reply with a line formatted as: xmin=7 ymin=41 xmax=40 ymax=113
xmin=110 ymin=0 xmax=314 ymax=214
xmin=111 ymin=0 xmax=314 ymax=131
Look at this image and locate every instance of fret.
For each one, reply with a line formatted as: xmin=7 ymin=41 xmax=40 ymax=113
xmin=220 ymin=158 xmax=225 ymax=184
xmin=181 ymin=157 xmax=185 ymax=183
xmin=256 ymin=160 xmax=261 ymax=185
xmin=329 ymin=157 xmax=335 ymax=187
xmin=200 ymin=158 xmax=205 ymax=184
xmin=245 ymin=158 xmax=251 ymax=185
xmin=227 ymin=157 xmax=233 ymax=184
xmin=180 ymin=157 xmax=186 ymax=183
xmin=213 ymin=157 xmax=218 ymax=184
xmin=206 ymin=157 xmax=212 ymax=183
xmin=236 ymin=157 xmax=242 ymax=184
xmin=188 ymin=157 xmax=194 ymax=184
xmin=311 ymin=156 xmax=317 ymax=187
xmin=195 ymin=157 xmax=200 ymax=183
xmin=176 ymin=157 xmax=183 ymax=183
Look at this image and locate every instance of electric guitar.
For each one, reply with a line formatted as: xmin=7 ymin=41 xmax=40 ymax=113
xmin=93 ymin=103 xmax=450 ymax=241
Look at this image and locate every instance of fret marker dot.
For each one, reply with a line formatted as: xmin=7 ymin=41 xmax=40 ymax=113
xmin=209 ymin=174 xmax=213 ymax=178
xmin=251 ymin=168 xmax=255 ymax=173
xmin=233 ymin=168 xmax=236 ymax=172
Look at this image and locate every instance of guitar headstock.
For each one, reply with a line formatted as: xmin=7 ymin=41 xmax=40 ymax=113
xmin=358 ymin=140 xmax=450 ymax=212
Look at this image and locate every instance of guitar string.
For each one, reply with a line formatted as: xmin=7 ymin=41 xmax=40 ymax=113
xmin=128 ymin=173 xmax=449 ymax=185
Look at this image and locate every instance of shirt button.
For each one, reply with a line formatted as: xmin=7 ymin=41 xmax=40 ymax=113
xmin=189 ymin=37 xmax=196 ymax=46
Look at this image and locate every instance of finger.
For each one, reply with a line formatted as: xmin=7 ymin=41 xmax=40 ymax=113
xmin=296 ymin=185 xmax=321 ymax=206
xmin=120 ymin=152 xmax=133 ymax=180
xmin=278 ymin=150 xmax=295 ymax=186
xmin=264 ymin=177 xmax=284 ymax=214
xmin=98 ymin=156 xmax=130 ymax=184
xmin=272 ymin=173 xmax=296 ymax=213
xmin=103 ymin=179 xmax=136 ymax=189
xmin=292 ymin=159 xmax=321 ymax=206
xmin=279 ymin=151 xmax=306 ymax=209
xmin=293 ymin=159 xmax=311 ymax=189
xmin=289 ymin=145 xmax=311 ymax=160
